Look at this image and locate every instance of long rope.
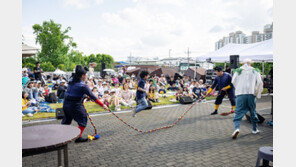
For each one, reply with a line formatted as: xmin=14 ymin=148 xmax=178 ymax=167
xmin=108 ymin=99 xmax=200 ymax=134
xmin=84 ymin=98 xmax=201 ymax=135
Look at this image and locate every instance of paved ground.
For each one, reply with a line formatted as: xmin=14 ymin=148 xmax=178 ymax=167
xmin=22 ymin=95 xmax=273 ymax=167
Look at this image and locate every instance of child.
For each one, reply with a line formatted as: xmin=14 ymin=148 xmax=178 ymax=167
xmin=22 ymin=91 xmax=40 ymax=117
xmin=92 ymin=87 xmax=99 ymax=99
xmin=108 ymin=89 xmax=122 ymax=111
xmin=132 ymin=71 xmax=149 ymax=117
xmin=148 ymin=85 xmax=159 ymax=103
xmin=101 ymin=90 xmax=110 ymax=107
xmin=168 ymin=83 xmax=178 ymax=91
xmin=175 ymin=88 xmax=184 ymax=101
xmin=114 ymin=83 xmax=121 ymax=95
xmin=158 ymin=85 xmax=166 ymax=94
xmin=183 ymin=87 xmax=193 ymax=98
xmin=192 ymin=82 xmax=202 ymax=100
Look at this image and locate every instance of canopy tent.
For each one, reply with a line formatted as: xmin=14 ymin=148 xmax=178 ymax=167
xmin=198 ymin=39 xmax=273 ymax=62
xmin=22 ymin=44 xmax=39 ymax=58
xmin=184 ymin=67 xmax=206 ymax=81
xmin=53 ymin=69 xmax=66 ymax=75
xmin=150 ymin=67 xmax=179 ymax=77
xmin=117 ymin=61 xmax=129 ymax=64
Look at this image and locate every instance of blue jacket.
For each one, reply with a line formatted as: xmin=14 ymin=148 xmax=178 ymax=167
xmin=211 ymin=72 xmax=234 ymax=92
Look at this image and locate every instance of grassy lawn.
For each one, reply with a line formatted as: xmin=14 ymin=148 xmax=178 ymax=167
xmin=22 ymin=88 xmax=269 ymax=121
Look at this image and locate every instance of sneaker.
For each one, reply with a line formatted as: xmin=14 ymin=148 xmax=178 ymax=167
xmin=27 ymin=113 xmax=34 ymax=117
xmin=232 ymin=129 xmax=240 ymax=139
xmin=132 ymin=109 xmax=136 ymax=117
xmin=75 ymin=137 xmax=89 ymax=143
xmin=210 ymin=110 xmax=218 ymax=115
xmin=252 ymin=129 xmax=260 ymax=134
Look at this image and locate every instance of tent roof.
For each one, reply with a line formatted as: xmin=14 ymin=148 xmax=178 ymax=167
xmin=188 ymin=67 xmax=206 ymax=75
xmin=150 ymin=67 xmax=178 ymax=77
xmin=22 ymin=44 xmax=39 ymax=58
xmin=198 ymin=39 xmax=273 ymax=62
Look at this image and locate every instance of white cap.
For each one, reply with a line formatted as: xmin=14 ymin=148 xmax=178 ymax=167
xmin=102 ymin=82 xmax=107 ymax=85
xmin=61 ymin=80 xmax=66 ymax=83
xmin=37 ymin=81 xmax=42 ymax=84
xmin=110 ymin=89 xmax=116 ymax=93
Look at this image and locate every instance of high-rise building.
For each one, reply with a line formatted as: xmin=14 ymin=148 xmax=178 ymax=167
xmin=214 ymin=23 xmax=273 ymax=50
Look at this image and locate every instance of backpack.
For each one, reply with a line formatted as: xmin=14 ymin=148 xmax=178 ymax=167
xmin=45 ymin=93 xmax=58 ymax=103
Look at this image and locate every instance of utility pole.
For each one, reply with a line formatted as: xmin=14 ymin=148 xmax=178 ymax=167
xmin=129 ymin=52 xmax=132 ymax=66
xmin=169 ymin=49 xmax=172 ymax=67
xmin=186 ymin=47 xmax=191 ymax=70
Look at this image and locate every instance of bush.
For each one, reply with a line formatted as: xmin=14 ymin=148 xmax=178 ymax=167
xmin=25 ymin=63 xmax=35 ymax=71
xmin=57 ymin=64 xmax=66 ymax=71
xmin=41 ymin=62 xmax=55 ymax=72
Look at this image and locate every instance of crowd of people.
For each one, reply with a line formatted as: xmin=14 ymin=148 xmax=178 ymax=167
xmin=22 ymin=62 xmax=214 ymax=117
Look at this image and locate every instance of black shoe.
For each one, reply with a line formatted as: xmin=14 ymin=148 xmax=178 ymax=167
xmin=75 ymin=137 xmax=88 ymax=143
xmin=210 ymin=110 xmax=218 ymax=115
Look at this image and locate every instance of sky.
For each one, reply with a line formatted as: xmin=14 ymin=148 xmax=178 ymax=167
xmin=22 ymin=0 xmax=273 ymax=61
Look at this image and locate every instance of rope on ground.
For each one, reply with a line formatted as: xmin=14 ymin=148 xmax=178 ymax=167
xmin=108 ymin=100 xmax=199 ymax=134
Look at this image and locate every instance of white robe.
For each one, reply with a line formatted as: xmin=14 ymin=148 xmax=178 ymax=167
xmin=232 ymin=64 xmax=263 ymax=98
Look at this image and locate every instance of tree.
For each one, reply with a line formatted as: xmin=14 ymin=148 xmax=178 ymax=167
xmin=32 ymin=20 xmax=76 ymax=67
xmin=57 ymin=64 xmax=66 ymax=71
xmin=41 ymin=62 xmax=55 ymax=71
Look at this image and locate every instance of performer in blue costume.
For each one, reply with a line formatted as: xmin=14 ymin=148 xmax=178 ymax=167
xmin=205 ymin=66 xmax=236 ymax=115
xmin=62 ymin=65 xmax=109 ymax=143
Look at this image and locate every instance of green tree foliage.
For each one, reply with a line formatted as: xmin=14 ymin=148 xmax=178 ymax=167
xmin=57 ymin=64 xmax=66 ymax=71
xmin=29 ymin=20 xmax=115 ymax=72
xmin=22 ymin=57 xmax=37 ymax=68
xmin=40 ymin=62 xmax=55 ymax=71
xmin=32 ymin=20 xmax=76 ymax=67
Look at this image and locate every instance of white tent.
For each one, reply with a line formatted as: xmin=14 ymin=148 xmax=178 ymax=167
xmin=53 ymin=69 xmax=66 ymax=75
xmin=198 ymin=39 xmax=273 ymax=62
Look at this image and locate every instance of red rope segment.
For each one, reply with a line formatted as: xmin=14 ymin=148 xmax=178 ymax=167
xmin=107 ymin=100 xmax=198 ymax=134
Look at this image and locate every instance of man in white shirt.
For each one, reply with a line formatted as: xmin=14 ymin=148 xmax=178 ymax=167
xmin=231 ymin=59 xmax=263 ymax=139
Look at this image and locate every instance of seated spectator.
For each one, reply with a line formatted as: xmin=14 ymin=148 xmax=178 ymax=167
xmin=101 ymin=90 xmax=110 ymax=107
xmin=120 ymin=83 xmax=136 ymax=107
xmin=158 ymin=85 xmax=166 ymax=94
xmin=87 ymin=76 xmax=95 ymax=90
xmin=36 ymin=81 xmax=45 ymax=102
xmin=159 ymin=74 xmax=167 ymax=86
xmin=175 ymin=88 xmax=184 ymax=101
xmin=43 ymin=84 xmax=50 ymax=97
xmin=192 ymin=83 xmax=202 ymax=100
xmin=118 ymin=74 xmax=123 ymax=84
xmin=189 ymin=80 xmax=196 ymax=93
xmin=25 ymin=81 xmax=38 ymax=104
xmin=114 ymin=83 xmax=121 ymax=95
xmin=92 ymin=87 xmax=99 ymax=99
xmin=108 ymin=89 xmax=128 ymax=111
xmin=102 ymin=82 xmax=109 ymax=93
xmin=168 ymin=76 xmax=175 ymax=87
xmin=183 ymin=87 xmax=193 ymax=98
xmin=22 ymin=91 xmax=40 ymax=117
xmin=168 ymin=83 xmax=178 ymax=91
xmin=201 ymin=84 xmax=207 ymax=95
xmin=148 ymin=85 xmax=159 ymax=103
xmin=112 ymin=76 xmax=119 ymax=86
xmin=198 ymin=79 xmax=205 ymax=88
xmin=57 ymin=80 xmax=67 ymax=99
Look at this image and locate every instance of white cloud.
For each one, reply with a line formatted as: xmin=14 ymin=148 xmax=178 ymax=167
xmin=23 ymin=0 xmax=273 ymax=61
xmin=63 ymin=0 xmax=103 ymax=9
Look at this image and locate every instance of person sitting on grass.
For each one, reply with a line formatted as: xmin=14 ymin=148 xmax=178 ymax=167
xmin=92 ymin=87 xmax=99 ymax=99
xmin=168 ymin=82 xmax=178 ymax=91
xmin=183 ymin=86 xmax=193 ymax=98
xmin=57 ymin=80 xmax=67 ymax=99
xmin=120 ymin=83 xmax=136 ymax=107
xmin=22 ymin=91 xmax=40 ymax=117
xmin=192 ymin=82 xmax=202 ymax=100
xmin=108 ymin=89 xmax=130 ymax=111
xmin=175 ymin=88 xmax=184 ymax=101
xmin=148 ymin=85 xmax=159 ymax=103
xmin=158 ymin=85 xmax=166 ymax=94
xmin=36 ymin=81 xmax=45 ymax=102
xmin=101 ymin=90 xmax=110 ymax=107
xmin=114 ymin=83 xmax=121 ymax=95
